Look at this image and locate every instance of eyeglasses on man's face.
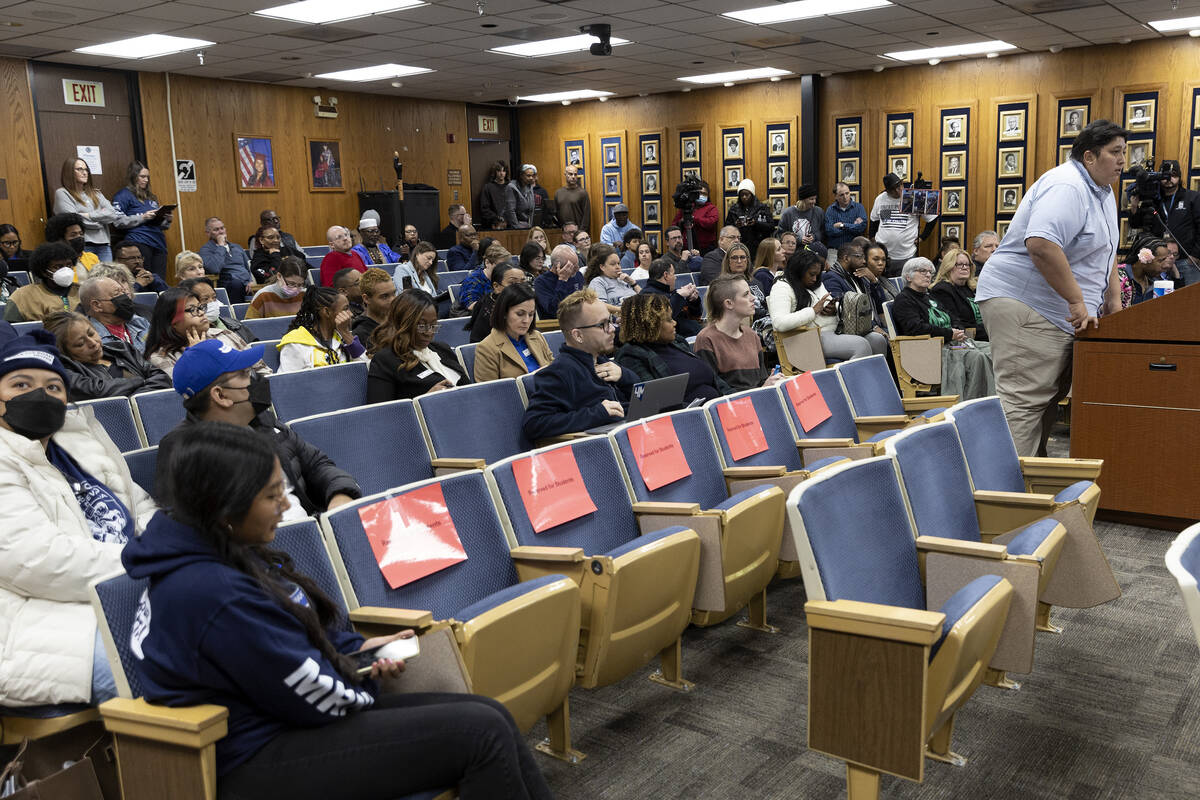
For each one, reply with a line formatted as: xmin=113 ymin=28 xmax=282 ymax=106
xmin=576 ymin=317 xmax=616 ymax=332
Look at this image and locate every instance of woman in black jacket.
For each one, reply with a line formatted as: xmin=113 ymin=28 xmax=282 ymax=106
xmin=478 ymin=162 xmax=510 ymax=230
xmin=929 ymin=248 xmax=988 ymax=340
xmin=45 ymin=310 xmax=172 ymax=400
xmin=367 ymin=289 xmax=471 ymax=402
xmin=615 ymin=293 xmax=728 ymax=403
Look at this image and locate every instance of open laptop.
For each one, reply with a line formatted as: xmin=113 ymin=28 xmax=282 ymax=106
xmin=587 ymin=373 xmax=690 ymax=434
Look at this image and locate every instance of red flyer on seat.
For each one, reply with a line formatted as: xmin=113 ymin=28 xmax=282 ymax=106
xmin=626 ymin=416 xmax=692 ymax=491
xmin=357 ymin=483 xmax=468 ymax=590
xmin=513 ymin=447 xmax=598 ymax=533
xmin=716 ymin=396 xmax=769 ymax=461
xmin=785 ymin=373 xmax=832 ymax=433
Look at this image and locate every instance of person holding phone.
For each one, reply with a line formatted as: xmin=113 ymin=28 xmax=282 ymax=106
xmin=112 ymin=162 xmax=174 ymax=279
xmin=123 ymin=421 xmax=554 ymax=800
xmin=768 ymin=248 xmax=877 ymax=360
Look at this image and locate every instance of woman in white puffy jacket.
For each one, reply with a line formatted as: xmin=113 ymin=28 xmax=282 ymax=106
xmin=767 ymin=248 xmax=878 ymax=361
xmin=0 ymin=331 xmax=155 ymax=710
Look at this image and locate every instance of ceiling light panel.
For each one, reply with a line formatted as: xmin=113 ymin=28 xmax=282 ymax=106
xmin=315 ymin=62 xmax=433 ymax=80
xmin=517 ymin=89 xmax=614 ymax=102
xmin=255 ymin=0 xmax=426 ymax=25
xmin=1149 ymin=15 xmax=1200 ymax=32
xmin=884 ymin=40 xmax=1016 ymax=60
xmin=677 ymin=66 xmax=791 ymax=84
xmin=74 ymin=34 xmax=214 ymax=59
xmin=724 ymin=0 xmax=892 ymax=25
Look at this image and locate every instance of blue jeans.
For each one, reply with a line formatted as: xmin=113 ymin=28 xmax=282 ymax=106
xmin=92 ymin=628 xmax=118 ymax=704
xmin=85 ymin=243 xmax=112 ymax=262
xmin=1177 ymin=257 xmax=1200 ymax=287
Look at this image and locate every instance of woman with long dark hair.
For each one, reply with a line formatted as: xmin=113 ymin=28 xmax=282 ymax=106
xmin=122 ymin=422 xmax=554 ymax=800
xmin=112 ymin=161 xmax=173 ymax=278
xmin=277 ymin=286 xmax=367 ymax=373
xmin=767 ymin=248 xmax=877 ymax=360
xmin=145 ymin=288 xmax=265 ymax=377
xmin=367 ymin=289 xmax=468 ymax=401
xmin=45 ymin=310 xmax=172 ymax=400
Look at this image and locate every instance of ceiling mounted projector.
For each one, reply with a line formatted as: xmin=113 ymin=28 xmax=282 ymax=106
xmin=580 ymin=23 xmax=612 ymax=56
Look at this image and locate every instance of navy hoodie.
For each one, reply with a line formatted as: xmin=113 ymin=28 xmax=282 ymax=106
xmin=122 ymin=511 xmax=372 ymax=776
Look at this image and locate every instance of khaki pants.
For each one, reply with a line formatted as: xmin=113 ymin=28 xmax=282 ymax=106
xmin=979 ymin=297 xmax=1074 ymax=457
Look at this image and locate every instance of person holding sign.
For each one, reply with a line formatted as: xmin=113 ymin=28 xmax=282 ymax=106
xmin=126 ymin=422 xmax=555 ymax=800
xmin=522 ymin=287 xmax=634 ymax=440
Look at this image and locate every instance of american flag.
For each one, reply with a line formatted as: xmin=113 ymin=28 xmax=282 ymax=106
xmin=238 ymin=139 xmax=256 ymax=185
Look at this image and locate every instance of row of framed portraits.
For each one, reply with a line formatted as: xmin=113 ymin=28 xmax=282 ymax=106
xmin=624 ymin=194 xmax=791 ymax=220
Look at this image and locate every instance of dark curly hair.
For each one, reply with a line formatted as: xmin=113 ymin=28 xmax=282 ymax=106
xmin=619 ymin=292 xmax=673 ymax=345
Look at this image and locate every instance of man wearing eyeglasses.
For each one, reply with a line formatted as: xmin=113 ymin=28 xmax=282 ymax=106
xmin=247 ymin=209 xmax=302 ymax=259
xmin=523 ymin=288 xmax=634 ymax=441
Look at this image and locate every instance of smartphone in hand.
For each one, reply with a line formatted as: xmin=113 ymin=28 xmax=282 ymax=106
xmin=354 ymin=636 xmax=420 ymax=675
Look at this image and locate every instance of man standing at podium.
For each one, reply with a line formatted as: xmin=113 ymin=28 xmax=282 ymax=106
xmin=976 ymin=120 xmax=1126 ymax=456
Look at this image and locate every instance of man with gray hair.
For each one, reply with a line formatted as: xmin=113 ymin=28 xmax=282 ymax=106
xmin=318 ymin=225 xmax=367 ymax=287
xmin=970 ymin=230 xmax=1000 ymax=274
xmin=198 ymin=216 xmax=252 ymax=302
xmin=533 ymin=243 xmax=583 ymax=319
xmin=80 ymin=274 xmax=150 ymax=350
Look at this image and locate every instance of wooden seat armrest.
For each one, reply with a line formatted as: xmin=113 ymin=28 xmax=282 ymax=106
xmin=349 ymin=606 xmax=434 ymax=629
xmin=901 ymin=395 xmax=958 ymax=412
xmin=854 ymin=414 xmax=909 ymax=426
xmin=794 ymin=438 xmax=856 ymax=449
xmin=99 ymin=698 xmax=227 ymax=747
xmin=510 ymin=545 xmax=586 ymax=563
xmin=534 ymin=319 xmax=560 ymax=331
xmin=890 ymin=334 xmax=933 ymax=342
xmin=916 ymin=536 xmax=1007 ymax=560
xmin=973 ymin=489 xmax=1057 ymax=508
xmin=430 ymin=457 xmax=486 ymax=471
xmin=1018 ymin=456 xmax=1103 ymax=480
xmin=631 ymin=501 xmax=702 ymax=515
xmin=805 ymin=599 xmax=943 ymax=645
xmin=722 ymin=465 xmax=787 ymax=479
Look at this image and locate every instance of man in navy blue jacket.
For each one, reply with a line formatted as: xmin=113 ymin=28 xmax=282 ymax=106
xmin=533 ymin=244 xmax=584 ymax=319
xmin=523 ymin=287 xmax=634 ymax=440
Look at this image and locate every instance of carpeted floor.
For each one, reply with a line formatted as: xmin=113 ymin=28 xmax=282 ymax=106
xmin=530 ymin=428 xmax=1200 ymax=799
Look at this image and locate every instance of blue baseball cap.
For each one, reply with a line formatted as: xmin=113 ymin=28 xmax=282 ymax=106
xmin=172 ymin=339 xmax=265 ymax=399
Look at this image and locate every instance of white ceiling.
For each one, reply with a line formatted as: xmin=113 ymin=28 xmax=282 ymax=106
xmin=1 ymin=0 xmax=1198 ymax=103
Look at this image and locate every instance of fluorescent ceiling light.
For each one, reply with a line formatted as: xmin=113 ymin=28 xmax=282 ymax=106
xmin=1149 ymin=15 xmax=1200 ymax=32
xmin=678 ymin=67 xmax=791 ymax=84
xmin=884 ymin=40 xmax=1015 ymax=61
xmin=491 ymin=34 xmax=630 ymax=58
xmin=517 ymin=89 xmax=614 ymax=103
xmin=315 ymin=63 xmax=433 ymax=81
xmin=255 ymin=0 xmax=425 ymax=24
xmin=75 ymin=34 xmax=214 ymax=59
xmin=724 ymin=0 xmax=891 ymax=25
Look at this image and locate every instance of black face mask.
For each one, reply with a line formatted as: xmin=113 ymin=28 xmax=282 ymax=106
xmin=108 ymin=294 xmax=136 ymax=322
xmin=68 ymin=237 xmax=85 ymax=256
xmin=247 ymin=373 xmax=273 ymax=416
xmin=2 ymin=387 xmax=67 ymax=440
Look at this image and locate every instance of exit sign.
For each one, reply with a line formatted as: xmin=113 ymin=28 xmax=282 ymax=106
xmin=478 ymin=115 xmax=498 ymax=135
xmin=62 ymin=79 xmax=105 ymax=107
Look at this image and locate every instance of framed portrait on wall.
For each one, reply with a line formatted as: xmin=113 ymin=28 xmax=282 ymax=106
xmin=681 ymin=136 xmax=700 ymax=163
xmin=726 ymin=196 xmax=739 ymax=216
xmin=643 ymin=200 xmax=660 ymax=225
xmin=1190 ymin=136 xmax=1200 ymax=169
xmin=769 ymin=130 xmax=789 ymax=156
xmin=234 ymin=134 xmax=276 ymax=191
xmin=996 ymin=221 xmax=1010 ymax=240
xmin=942 ymin=188 xmax=963 ymax=215
xmin=837 ymin=123 xmax=859 ymax=153
xmin=768 ymin=193 xmax=788 ymax=219
xmin=566 ymin=145 xmax=583 ymax=167
xmin=723 ymin=132 xmax=743 ymax=160
xmin=848 ymin=190 xmax=859 ymax=204
xmin=1119 ymin=218 xmax=1133 ymax=248
xmin=768 ymin=164 xmax=788 ymax=189
xmin=604 ymin=173 xmax=621 ymax=197
xmin=641 ymin=141 xmax=659 ymax=166
xmin=682 ymin=167 xmax=701 ymax=182
xmin=997 ymin=185 xmax=1022 ymax=212
xmin=605 ymin=201 xmax=621 ymax=221
xmin=998 ymin=109 xmax=1025 ymax=141
xmin=889 ymin=155 xmax=910 ymax=181
xmin=603 ymin=143 xmax=619 ymax=167
xmin=646 ymin=232 xmax=659 ymax=252
xmin=1059 ymin=105 xmax=1087 ymax=137
xmin=998 ymin=147 xmax=1024 ymax=178
xmin=1125 ymin=99 xmax=1155 ymax=131
xmin=1058 ymin=144 xmax=1073 ymax=165
xmin=1191 ymin=176 xmax=1200 ymax=192
xmin=306 ymin=138 xmax=343 ymax=192
xmin=1120 ymin=179 xmax=1136 ymax=211
xmin=889 ymin=120 xmax=909 ymax=148
xmin=941 ymin=222 xmax=962 ymax=243
xmin=941 ymin=151 xmax=965 ymax=179
xmin=942 ymin=114 xmax=966 ymax=145
xmin=1127 ymin=139 xmax=1153 ymax=167
xmin=642 ymin=170 xmax=660 ymax=195
xmin=837 ymin=157 xmax=859 ymax=185
xmin=725 ymin=165 xmax=742 ymax=189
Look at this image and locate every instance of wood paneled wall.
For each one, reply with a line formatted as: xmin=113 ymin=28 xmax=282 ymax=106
xmin=0 ymin=58 xmax=46 ymax=243
xmin=516 ymin=81 xmax=806 ymax=234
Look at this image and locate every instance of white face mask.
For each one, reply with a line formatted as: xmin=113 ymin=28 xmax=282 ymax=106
xmin=204 ymin=301 xmax=222 ymax=322
xmin=51 ymin=266 xmax=75 ymax=288
xmin=697 ymin=195 xmax=708 ymax=204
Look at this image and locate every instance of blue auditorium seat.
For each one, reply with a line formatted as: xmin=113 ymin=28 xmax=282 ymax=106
xmin=122 ymin=446 xmax=158 ymax=496
xmin=268 ymin=361 xmax=367 ymax=421
xmin=241 ymin=316 xmax=294 ymax=340
xmin=131 ymin=388 xmax=185 ymax=446
xmin=76 ymin=396 xmax=142 ymax=452
xmin=415 ymin=378 xmax=531 ymax=465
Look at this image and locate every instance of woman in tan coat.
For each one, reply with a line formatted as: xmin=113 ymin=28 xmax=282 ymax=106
xmin=473 ymin=283 xmax=553 ymax=382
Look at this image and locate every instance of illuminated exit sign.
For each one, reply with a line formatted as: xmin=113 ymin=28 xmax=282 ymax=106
xmin=478 ymin=115 xmax=498 ymax=134
xmin=62 ymin=79 xmax=105 ymax=107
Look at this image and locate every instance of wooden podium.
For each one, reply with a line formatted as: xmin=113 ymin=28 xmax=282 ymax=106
xmin=1072 ymin=283 xmax=1200 ymax=526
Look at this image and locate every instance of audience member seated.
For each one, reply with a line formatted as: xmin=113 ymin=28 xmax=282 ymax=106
xmin=128 ymin=422 xmax=548 ymax=798
xmin=930 ymin=249 xmax=989 ymax=340
xmin=474 ymin=283 xmax=553 ymax=382
xmin=249 ymin=225 xmax=290 ymax=284
xmin=1117 ymin=234 xmax=1175 ymax=307
xmin=894 ymin=257 xmax=994 ymax=399
xmin=278 ymin=286 xmax=368 ymax=373
xmin=661 ymin=225 xmax=703 ymax=276
xmin=0 ymin=330 xmax=154 ymax=709
xmin=111 ymin=161 xmax=172 ymax=277
xmin=971 ymin=230 xmax=1000 ymax=274
xmin=460 ymin=244 xmax=509 ymax=312
xmin=87 ymin=261 xmax=152 ymax=318
xmin=822 ymin=241 xmax=890 ymax=341
xmin=534 ymin=244 xmax=584 ymax=320
xmin=146 ymin=288 xmax=266 ymax=378
xmin=630 ymin=241 xmax=655 ymax=281
xmin=113 ymin=240 xmax=169 ymax=293
xmin=642 ymin=257 xmax=702 ymax=338
xmin=45 ymin=212 xmax=97 ymax=280
xmin=181 ymin=276 xmax=258 ymax=344
xmin=367 ymin=289 xmax=468 ymax=401
xmin=479 ymin=161 xmax=509 ymax=230
xmin=3 ymin=242 xmax=80 ymax=322
xmin=694 ymin=275 xmax=782 ymax=392
xmin=600 ymin=204 xmax=638 ymax=247
xmin=435 ymin=204 xmax=470 ymax=250
xmin=864 ymin=241 xmax=898 ymax=308
xmin=768 ymin=248 xmax=881 ymax=360
xmin=333 ymin=268 xmax=364 ymax=316
xmin=778 ymin=230 xmax=798 ymax=262
xmin=45 ymin=310 xmax=171 ymax=400
xmin=352 ymin=216 xmax=402 ymax=267
xmin=504 ymin=164 xmax=539 ymax=229
xmin=248 ymin=256 xmax=307 ymax=319
xmin=522 ymin=288 xmax=633 ymax=440
xmin=616 ymin=293 xmax=727 ymax=402
xmin=174 ymin=250 xmax=207 ymax=281
xmin=351 ymin=268 xmax=395 ymax=344
xmin=585 ymin=243 xmax=640 ymax=312
xmin=0 ymin=223 xmax=31 ymax=273
xmin=246 ymin=209 xmax=302 ymax=258
xmin=574 ymin=229 xmax=592 ymax=265
xmin=938 ymin=235 xmax=961 ymax=262
xmin=751 ymin=237 xmax=783 ymax=297
xmin=518 ymin=241 xmax=546 ymax=283
xmin=468 ymin=260 xmax=528 ymax=343
xmin=445 ymin=225 xmax=480 ymax=271
xmin=699 ymin=226 xmax=740 ymax=286
xmin=618 ymin=228 xmax=642 ymax=270
xmin=719 ymin=242 xmax=773 ymax=348
xmin=396 ymin=225 xmax=421 ymax=263
xmin=155 ymin=344 xmax=361 ymax=516
xmin=199 ymin=216 xmax=252 ymax=303
xmin=392 ymin=242 xmax=444 ymax=301
xmin=80 ymin=275 xmax=150 ymax=351
xmin=318 ymin=226 xmax=367 ymax=287
xmin=528 ymin=226 xmax=550 ymax=254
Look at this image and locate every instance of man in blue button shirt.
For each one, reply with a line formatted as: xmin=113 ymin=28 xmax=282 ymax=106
xmin=976 ymin=120 xmax=1127 ymax=456
xmin=198 ymin=217 xmax=253 ymax=303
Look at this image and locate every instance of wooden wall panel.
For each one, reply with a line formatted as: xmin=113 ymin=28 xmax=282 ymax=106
xmin=0 ymin=58 xmax=46 ymax=243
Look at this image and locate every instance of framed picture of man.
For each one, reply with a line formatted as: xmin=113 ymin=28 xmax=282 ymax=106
xmin=642 ymin=141 xmax=659 ymax=166
xmin=682 ymin=167 xmax=701 ymax=182
xmin=725 ymin=166 xmax=742 ymax=189
xmin=768 ymin=193 xmax=788 ymax=219
xmin=646 ymin=232 xmax=659 ymax=252
xmin=605 ymin=202 xmax=621 ymax=221
xmin=942 ymin=188 xmax=963 ymax=215
xmin=306 ymin=138 xmax=343 ymax=192
xmin=837 ymin=157 xmax=859 ymax=185
xmin=837 ymin=123 xmax=859 ymax=153
xmin=1127 ymin=139 xmax=1153 ymax=168
xmin=1058 ymin=144 xmax=1073 ymax=165
xmin=889 ymin=155 xmax=910 ymax=181
xmin=941 ymin=222 xmax=962 ymax=243
xmin=998 ymin=147 xmax=1024 ymax=178
xmin=1059 ymin=105 xmax=1087 ymax=138
xmin=998 ymin=109 xmax=1025 ymax=142
xmin=996 ymin=221 xmax=1010 ymax=240
xmin=566 ymin=145 xmax=582 ymax=168
xmin=942 ymin=114 xmax=966 ymax=145
xmin=941 ymin=151 xmax=965 ymax=179
xmin=604 ymin=173 xmax=621 ymax=197
xmin=769 ymin=130 xmax=789 ymax=156
xmin=642 ymin=170 xmax=660 ymax=195
xmin=681 ymin=136 xmax=700 ymax=163
xmin=603 ymin=143 xmax=619 ymax=167
xmin=234 ymin=134 xmax=276 ymax=191
xmin=1125 ymin=99 xmax=1155 ymax=132
xmin=768 ymin=164 xmax=788 ymax=189
xmin=643 ymin=200 xmax=660 ymax=225
xmin=997 ymin=185 xmax=1022 ymax=212
xmin=889 ymin=120 xmax=910 ymax=148
xmin=723 ymin=132 xmax=743 ymax=160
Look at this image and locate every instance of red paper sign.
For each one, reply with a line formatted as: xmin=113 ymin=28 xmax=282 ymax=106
xmin=785 ymin=373 xmax=833 ymax=433
xmin=716 ymin=396 xmax=770 ymax=462
xmin=513 ymin=447 xmax=598 ymax=533
xmin=626 ymin=416 xmax=692 ymax=491
xmin=357 ymin=483 xmax=468 ymax=590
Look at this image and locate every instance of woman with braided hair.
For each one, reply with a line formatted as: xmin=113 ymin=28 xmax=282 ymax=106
xmin=277 ymin=285 xmax=367 ymax=373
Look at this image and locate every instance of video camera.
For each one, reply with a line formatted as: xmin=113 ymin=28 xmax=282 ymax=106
xmin=1128 ymin=159 xmax=1167 ymax=205
xmin=672 ymin=176 xmax=704 ymax=213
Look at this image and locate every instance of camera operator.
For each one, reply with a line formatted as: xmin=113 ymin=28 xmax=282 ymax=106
xmin=1129 ymin=159 xmax=1200 ymax=286
xmin=670 ymin=178 xmax=719 ymax=254
xmin=725 ymin=179 xmax=774 ymax=259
